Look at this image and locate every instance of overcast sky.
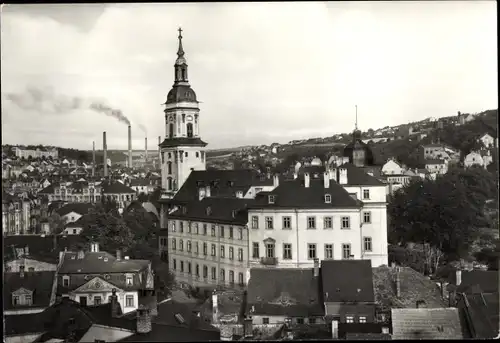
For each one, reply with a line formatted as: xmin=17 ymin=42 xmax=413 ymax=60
xmin=1 ymin=2 xmax=497 ymax=150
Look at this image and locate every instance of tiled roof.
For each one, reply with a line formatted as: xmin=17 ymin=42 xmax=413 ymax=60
xmin=4 ymin=234 xmax=85 ymax=262
xmin=391 ymin=308 xmax=464 ymax=340
xmin=56 ymin=203 xmax=95 ymax=217
xmin=169 ymin=197 xmax=253 ymax=225
xmin=171 ymin=169 xmax=267 ymax=203
xmin=338 ymin=163 xmax=386 ymax=186
xmin=246 ymin=268 xmax=323 ymax=317
xmin=101 ymin=181 xmax=136 ymax=194
xmin=58 ymin=251 xmax=149 ymax=275
xmin=4 ymin=271 xmax=56 ymax=310
xmin=321 ymin=260 xmax=375 ymax=303
xmin=249 ymin=177 xmax=360 ymax=209
xmin=159 ymin=137 xmax=208 ymax=148
xmin=458 ymin=292 xmax=498 ymax=338
xmin=449 ymin=270 xmax=499 ymax=294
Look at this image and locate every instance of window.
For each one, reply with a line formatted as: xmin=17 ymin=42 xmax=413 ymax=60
xmin=203 ymin=224 xmax=207 ymax=235
xmin=238 ymin=272 xmax=244 ymax=285
xmin=179 ymin=221 xmax=184 ymax=233
xmin=195 ymin=264 xmax=200 ymax=276
xmin=179 ymin=239 xmax=184 ymax=251
xmin=342 ymin=244 xmax=352 ymax=259
xmin=251 ymin=216 xmax=259 ymax=229
xmin=12 ymin=295 xmax=19 ymax=306
xmin=211 ymin=267 xmax=216 ymax=280
xmin=194 ymin=223 xmax=199 ymax=234
xmin=283 ymin=243 xmax=292 ymax=259
xmin=359 ymin=316 xmax=367 ymax=323
xmin=203 ymin=243 xmax=208 ymax=256
xmin=229 ymin=247 xmax=234 ymax=260
xmin=173 ymin=259 xmax=177 ymax=270
xmin=220 ymin=269 xmax=225 ymax=281
xmin=94 ymin=296 xmax=102 ymax=305
xmin=238 ymin=228 xmax=243 ymax=240
xmin=263 ymin=318 xmax=270 ymax=325
xmin=220 ymin=226 xmax=225 ymax=238
xmin=196 ymin=152 xmax=200 ymax=158
xmin=282 ymin=216 xmax=291 ymax=229
xmin=325 ymin=194 xmax=331 ymax=203
xmin=220 ymin=245 xmax=225 ymax=258
xmin=195 ymin=242 xmax=199 ymax=255
xmin=211 ymin=244 xmax=216 ymax=257
xmin=167 ymin=161 xmax=172 ymax=174
xmin=172 ymin=238 xmax=176 ymax=250
xmin=252 ymin=242 xmax=260 ymax=258
xmin=363 ymin=211 xmax=371 ymax=224
xmin=188 ymin=262 xmax=192 ymax=274
xmin=364 ymin=237 xmax=372 ymax=252
xmin=63 ymin=276 xmax=70 ymax=287
xmin=297 ymin=318 xmax=304 ymax=324
xmin=238 ymin=248 xmax=243 ymax=261
xmin=211 ymin=225 xmax=216 ymax=237
xmin=346 ymin=315 xmax=354 ymax=323
xmin=171 ymin=221 xmax=176 ymax=232
xmin=266 ymin=243 xmax=275 ymax=258
xmin=187 ymin=240 xmax=192 ymax=252
xmin=180 ymin=261 xmax=184 ymax=272
xmin=229 ymin=271 xmax=235 ymax=284
xmin=308 ymin=244 xmax=317 ymax=259
xmin=310 ymin=318 xmax=317 ymax=324
xmin=203 ymin=265 xmax=208 ymax=279
xmin=341 ymin=216 xmax=350 ymax=229
xmin=268 ymin=195 xmax=275 ymax=204
xmin=324 ymin=216 xmax=333 ymax=229
xmin=169 ymin=123 xmax=174 ymax=137
xmin=363 ymin=189 xmax=370 ymax=199
xmin=325 ymin=244 xmax=333 ymax=259
xmin=187 ymin=222 xmax=191 ymax=234
xmin=307 ymin=216 xmax=316 ymax=229
xmin=125 ymin=295 xmax=134 ymax=307
xmin=187 ymin=123 xmax=194 ymax=138
xmin=229 ymin=227 xmax=234 ymax=239
xmin=265 ymin=217 xmax=273 ymax=229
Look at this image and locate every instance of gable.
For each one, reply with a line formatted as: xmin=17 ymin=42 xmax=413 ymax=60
xmin=13 ymin=287 xmax=33 ymax=296
xmin=72 ymin=277 xmax=123 ymax=294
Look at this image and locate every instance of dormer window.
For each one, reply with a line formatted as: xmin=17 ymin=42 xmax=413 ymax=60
xmin=325 ymin=194 xmax=332 ymax=203
xmin=228 ymin=181 xmax=234 ymax=187
xmin=232 ymin=210 xmax=237 ymax=218
xmin=12 ymin=288 xmax=34 ymax=306
xmin=126 ymin=274 xmax=133 ymax=286
xmin=236 ymin=191 xmax=243 ymax=198
xmin=62 ymin=275 xmax=70 ymax=287
xmin=268 ymin=195 xmax=276 ymax=204
xmin=206 ymin=207 xmax=212 ymax=215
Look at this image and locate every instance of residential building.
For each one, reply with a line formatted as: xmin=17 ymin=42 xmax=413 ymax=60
xmin=55 ymin=202 xmax=95 ymax=224
xmin=478 ymin=133 xmax=495 ymax=148
xmin=58 ymin=244 xmax=154 ymax=314
xmin=14 ymin=146 xmax=59 ymax=160
xmin=159 ymin=29 xmax=207 ymax=199
xmin=130 ymin=178 xmax=155 ymax=194
xmin=425 ymin=159 xmax=448 ymax=175
xmin=381 ymin=158 xmax=404 ymax=175
xmin=2 ymin=191 xmax=32 ymax=235
xmin=464 ymin=151 xmax=491 ymax=169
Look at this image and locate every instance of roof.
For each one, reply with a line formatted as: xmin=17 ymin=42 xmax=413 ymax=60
xmin=391 ymin=308 xmax=464 ymax=340
xmin=119 ymin=322 xmax=220 ymax=342
xmin=58 ymin=251 xmax=150 ymax=275
xmin=321 ymin=260 xmax=375 ymax=303
xmin=4 ymin=271 xmax=56 ymax=310
xmin=165 ymin=84 xmax=198 ymax=105
xmin=337 ymin=163 xmax=386 ymax=186
xmin=4 ymin=312 xmax=47 ymax=336
xmin=159 ymin=137 xmax=207 ymax=148
xmin=130 ymin=178 xmax=151 ymax=187
xmin=249 ymin=177 xmax=360 ymax=210
xmin=425 ymin=159 xmax=446 ymax=165
xmin=101 ymin=181 xmax=136 ymax=194
xmin=372 ymin=266 xmax=446 ymax=310
xmin=169 ymin=197 xmax=253 ymax=225
xmin=56 ymin=203 xmax=95 ymax=217
xmin=458 ymin=292 xmax=498 ymax=338
xmin=246 ymin=268 xmax=323 ymax=317
xmin=450 ymin=270 xmax=499 ymax=294
xmin=65 ymin=216 xmax=85 ymax=228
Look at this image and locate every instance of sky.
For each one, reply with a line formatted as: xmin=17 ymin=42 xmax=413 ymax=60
xmin=1 ymin=1 xmax=497 ymax=150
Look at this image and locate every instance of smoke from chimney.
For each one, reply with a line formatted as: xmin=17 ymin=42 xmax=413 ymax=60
xmin=103 ymin=131 xmax=108 ymax=177
xmin=145 ymin=137 xmax=148 ymax=164
xmin=128 ymin=125 xmax=133 ymax=169
xmin=92 ymin=141 xmax=96 ymax=177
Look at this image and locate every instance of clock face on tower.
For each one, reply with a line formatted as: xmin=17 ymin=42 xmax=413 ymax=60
xmin=186 ymin=115 xmax=193 ymax=121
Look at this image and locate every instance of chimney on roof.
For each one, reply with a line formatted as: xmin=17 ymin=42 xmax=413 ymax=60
xmin=244 ymin=318 xmax=254 ymax=338
xmin=90 ymin=242 xmax=99 ymax=253
xmin=338 ymin=168 xmax=348 ymax=185
xmin=144 ymin=137 xmax=148 ymax=164
xmin=273 ymin=174 xmax=279 ymax=188
xmin=313 ymin=258 xmax=319 ymax=277
xmin=330 ymin=168 xmax=338 ymax=182
xmin=136 ymin=305 xmax=152 ymax=334
xmin=116 ymin=250 xmax=122 ymax=261
xmin=103 ymin=132 xmax=108 ymax=177
xmin=304 ymin=172 xmax=310 ymax=188
xmin=395 ymin=267 xmax=401 ymax=297
xmin=92 ymin=141 xmax=96 ymax=177
xmin=212 ymin=290 xmax=219 ymax=324
xmin=331 ymin=320 xmax=339 ymax=339
xmin=323 ymin=171 xmax=330 ymax=188
xmin=128 ymin=125 xmax=133 ymax=169
xmin=19 ymin=265 xmax=25 ymax=278
xmin=111 ymin=288 xmax=120 ymax=318
xmin=205 ymin=185 xmax=211 ymax=198
xmin=456 ymin=269 xmax=462 ymax=286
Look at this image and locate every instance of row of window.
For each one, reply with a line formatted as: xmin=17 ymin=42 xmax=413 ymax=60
xmin=172 ymin=259 xmax=245 ymax=285
xmin=161 ymin=150 xmax=204 ymax=165
xmin=171 ymin=239 xmax=245 ymax=261
xmin=253 ymin=239 xmax=373 ymax=260
xmin=62 ymin=274 xmax=134 ymax=287
xmin=78 ymin=294 xmax=135 ymax=308
xmin=170 ymin=222 xmax=245 ymax=240
xmin=251 ymin=213 xmax=371 ymax=230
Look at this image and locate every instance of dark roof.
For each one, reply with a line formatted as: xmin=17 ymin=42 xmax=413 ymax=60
xmin=159 ymin=137 xmax=208 ymax=148
xmin=321 ymin=260 xmax=375 ymax=303
xmin=249 ymin=177 xmax=360 ymax=209
xmin=101 ymin=181 xmax=136 ymax=194
xmin=165 ymin=84 xmax=198 ymax=105
xmin=170 ymin=169 xmax=267 ymax=203
xmin=65 ymin=216 xmax=85 ymax=228
xmin=458 ymin=292 xmax=499 ymax=339
xmin=4 ymin=312 xmax=47 ymax=336
xmin=391 ymin=308 xmax=464 ymax=340
xmin=3 ymin=234 xmax=85 ymax=262
xmin=4 ymin=271 xmax=56 ymax=310
xmin=58 ymin=251 xmax=149 ymax=274
xmin=119 ymin=322 xmax=221 ymax=342
xmin=450 ymin=270 xmax=499 ymax=294
xmin=169 ymin=197 xmax=253 ymax=225
xmin=130 ymin=178 xmax=151 ymax=186
xmin=56 ymin=202 xmax=95 ymax=217
xmin=337 ymin=163 xmax=386 ymax=186
xmin=246 ymin=268 xmax=323 ymax=317
xmin=425 ymin=159 xmax=446 ymax=165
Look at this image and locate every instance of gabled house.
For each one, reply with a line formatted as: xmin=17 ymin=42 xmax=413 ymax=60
xmin=424 ymin=159 xmax=448 ymax=175
xmin=478 ymin=133 xmax=495 ymax=148
xmin=381 ymin=159 xmax=404 ymax=175
xmin=55 ymin=202 xmax=95 ymax=224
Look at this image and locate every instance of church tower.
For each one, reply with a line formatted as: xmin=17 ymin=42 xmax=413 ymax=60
xmin=160 ymin=28 xmax=207 ymax=198
xmin=342 ymin=105 xmax=374 ymax=167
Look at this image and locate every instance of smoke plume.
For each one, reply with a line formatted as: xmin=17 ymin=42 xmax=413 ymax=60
xmin=138 ymin=124 xmax=147 ymax=133
xmin=89 ymin=102 xmax=131 ymax=126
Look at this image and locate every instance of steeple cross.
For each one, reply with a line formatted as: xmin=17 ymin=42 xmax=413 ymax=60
xmin=178 ymin=27 xmax=183 ymax=38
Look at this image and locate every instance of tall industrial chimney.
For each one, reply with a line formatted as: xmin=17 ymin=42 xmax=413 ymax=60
xmin=128 ymin=125 xmax=133 ymax=169
xmin=158 ymin=136 xmax=161 ymax=168
xmin=103 ymin=132 xmax=108 ymax=177
xmin=92 ymin=141 xmax=96 ymax=177
xmin=145 ymin=137 xmax=148 ymax=164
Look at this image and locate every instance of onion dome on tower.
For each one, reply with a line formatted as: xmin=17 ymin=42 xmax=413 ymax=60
xmin=342 ymin=106 xmax=374 ymax=167
xmin=165 ymin=28 xmax=198 ymax=105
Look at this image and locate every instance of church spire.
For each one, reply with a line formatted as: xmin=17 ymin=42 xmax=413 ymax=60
xmin=353 ymin=105 xmax=361 ymax=140
xmin=174 ymin=27 xmax=188 ymax=84
xmin=355 ymin=104 xmax=358 ymax=130
xmin=177 ymin=27 xmax=185 ymax=58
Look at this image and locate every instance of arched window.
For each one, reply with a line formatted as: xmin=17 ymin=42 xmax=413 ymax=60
xmin=181 ymin=68 xmax=186 ymax=80
xmin=187 ymin=123 xmax=194 ymax=138
xmin=167 ymin=162 xmax=172 ymax=175
xmin=169 ymin=124 xmax=174 ymax=138
xmin=167 ymin=177 xmax=173 ymax=190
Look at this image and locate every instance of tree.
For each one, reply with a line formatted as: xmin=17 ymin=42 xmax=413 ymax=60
xmin=48 ymin=212 xmax=67 ymax=251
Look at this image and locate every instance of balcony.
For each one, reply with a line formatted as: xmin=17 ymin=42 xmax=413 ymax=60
xmin=260 ymin=257 xmax=278 ymax=266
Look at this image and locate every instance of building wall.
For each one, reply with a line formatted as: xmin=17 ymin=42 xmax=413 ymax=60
xmin=5 ymin=259 xmax=57 ymax=272
xmin=425 ymin=163 xmax=448 ymax=174
xmin=69 ymin=290 xmax=139 ymax=314
xmin=5 ymin=333 xmax=44 ymax=343
xmin=63 ymin=226 xmax=83 ymax=235
xmin=324 ymin=302 xmax=376 ymax=323
xmin=160 ymin=146 xmax=206 ymax=196
xmin=381 ymin=160 xmax=404 ymax=175
xmin=167 ymin=219 xmax=249 ymax=288
xmin=464 ymin=152 xmax=485 ymax=168
xmin=480 ymin=134 xmax=495 ymax=148
xmin=250 ymin=314 xmax=325 ymax=325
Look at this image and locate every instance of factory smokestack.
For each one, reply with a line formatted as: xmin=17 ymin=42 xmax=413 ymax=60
xmin=128 ymin=125 xmax=133 ymax=169
xmin=145 ymin=137 xmax=148 ymax=165
xmin=103 ymin=132 xmax=108 ymax=177
xmin=158 ymin=136 xmax=161 ymax=168
xmin=92 ymin=141 xmax=96 ymax=177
